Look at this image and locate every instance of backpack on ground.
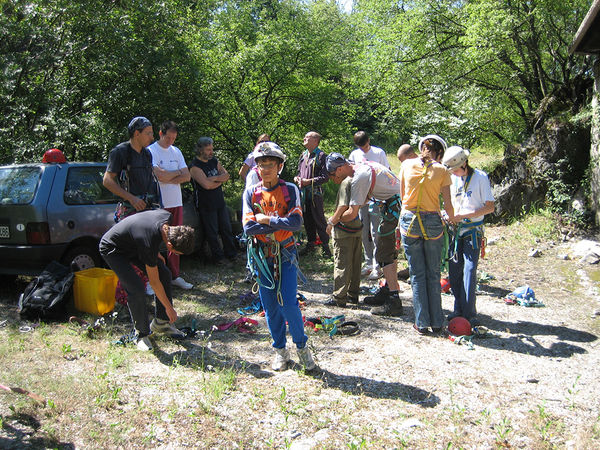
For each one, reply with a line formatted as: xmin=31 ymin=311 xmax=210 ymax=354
xmin=17 ymin=261 xmax=74 ymax=320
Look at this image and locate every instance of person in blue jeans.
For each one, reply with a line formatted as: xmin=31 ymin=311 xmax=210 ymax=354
xmin=399 ymin=135 xmax=454 ymax=335
xmin=443 ymin=146 xmax=495 ymax=326
xmin=242 ymin=142 xmax=316 ymax=372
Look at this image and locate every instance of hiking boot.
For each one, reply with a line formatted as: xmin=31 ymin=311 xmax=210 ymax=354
xmin=299 ymin=243 xmax=316 ymax=256
xmin=172 ymin=276 xmax=193 ymax=290
xmin=321 ymin=244 xmax=332 ymax=259
xmin=150 ymin=318 xmax=186 ymax=339
xmin=363 ymin=285 xmax=389 ymax=306
xmin=397 ymin=268 xmax=410 ymax=280
xmin=272 ymin=347 xmax=290 ymax=371
xmin=347 ymin=296 xmax=359 ymax=305
xmin=296 ymin=345 xmax=317 ymax=371
xmin=370 ymin=293 xmax=403 ymax=317
xmin=324 ymin=297 xmax=346 ymax=307
xmin=136 ymin=335 xmax=153 ymax=351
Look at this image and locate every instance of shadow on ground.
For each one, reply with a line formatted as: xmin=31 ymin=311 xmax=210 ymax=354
xmin=307 ymin=368 xmax=439 ymax=407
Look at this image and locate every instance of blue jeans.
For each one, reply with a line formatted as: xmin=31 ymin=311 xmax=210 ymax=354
xmin=448 ymin=234 xmax=480 ymax=320
xmin=400 ymin=212 xmax=444 ymax=329
xmin=257 ymin=248 xmax=308 ymax=349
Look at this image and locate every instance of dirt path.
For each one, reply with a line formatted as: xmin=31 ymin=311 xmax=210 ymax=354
xmin=1 ymin=221 xmax=599 ymax=448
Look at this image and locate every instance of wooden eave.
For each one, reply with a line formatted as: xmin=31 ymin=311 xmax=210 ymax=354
xmin=570 ymin=0 xmax=600 ymax=55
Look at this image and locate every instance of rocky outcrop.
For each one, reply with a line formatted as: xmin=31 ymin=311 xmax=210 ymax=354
xmin=488 ymin=115 xmax=590 ymax=222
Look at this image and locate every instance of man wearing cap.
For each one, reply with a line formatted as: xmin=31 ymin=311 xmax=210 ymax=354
xmin=348 ymin=131 xmax=390 ymax=281
xmin=326 ymin=152 xmax=404 ymax=316
xmin=295 ymin=131 xmax=331 ymax=258
xmin=103 ymin=116 xmax=160 ymax=218
xmin=148 ymin=120 xmax=193 ymax=290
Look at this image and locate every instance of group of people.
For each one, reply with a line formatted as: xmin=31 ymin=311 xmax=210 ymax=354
xmin=94 ymin=115 xmax=494 ymax=372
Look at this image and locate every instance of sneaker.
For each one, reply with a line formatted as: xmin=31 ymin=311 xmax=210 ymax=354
xmin=413 ymin=324 xmax=429 ymax=335
xmin=367 ymin=267 xmax=383 ymax=280
xmin=172 ymin=277 xmax=193 ymax=290
xmin=272 ymin=347 xmax=290 ymax=371
xmin=296 ymin=345 xmax=316 ymax=371
xmin=136 ymin=335 xmax=153 ymax=351
xmin=145 ymin=283 xmax=155 ymax=296
xmin=150 ymin=318 xmax=186 ymax=339
xmin=361 ymin=265 xmax=373 ymax=276
xmin=370 ymin=293 xmax=403 ymax=316
xmin=363 ymin=285 xmax=389 ymax=306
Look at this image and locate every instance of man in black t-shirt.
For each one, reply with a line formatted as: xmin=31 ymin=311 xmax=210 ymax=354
xmin=189 ymin=137 xmax=237 ymax=265
xmin=103 ymin=116 xmax=160 ymax=217
xmin=99 ymin=210 xmax=195 ymax=351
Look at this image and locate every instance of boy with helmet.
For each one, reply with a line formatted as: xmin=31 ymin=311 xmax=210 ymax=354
xmin=442 ymin=146 xmax=495 ymax=326
xmin=242 ymin=142 xmax=316 ymax=372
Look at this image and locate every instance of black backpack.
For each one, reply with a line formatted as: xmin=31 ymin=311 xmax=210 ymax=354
xmin=17 ymin=261 xmax=74 ymax=320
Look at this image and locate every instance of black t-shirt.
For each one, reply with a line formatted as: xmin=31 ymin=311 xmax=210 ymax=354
xmin=99 ymin=209 xmax=172 ymax=267
xmin=190 ymin=157 xmax=226 ymax=210
xmin=106 ymin=141 xmax=158 ymax=198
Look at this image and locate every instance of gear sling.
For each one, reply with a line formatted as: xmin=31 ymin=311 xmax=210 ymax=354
xmin=246 ymin=180 xmax=306 ymax=305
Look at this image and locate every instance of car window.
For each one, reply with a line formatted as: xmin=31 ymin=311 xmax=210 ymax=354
xmin=64 ymin=167 xmax=119 ymax=205
xmin=0 ymin=166 xmax=42 ymax=205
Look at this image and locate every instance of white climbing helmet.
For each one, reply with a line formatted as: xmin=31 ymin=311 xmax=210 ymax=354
xmin=418 ymin=134 xmax=447 ymax=153
xmin=252 ymin=141 xmax=287 ymax=163
xmin=442 ymin=146 xmax=471 ymax=170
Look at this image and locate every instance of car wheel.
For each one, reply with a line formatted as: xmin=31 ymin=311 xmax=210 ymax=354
xmin=62 ymin=245 xmax=102 ymax=271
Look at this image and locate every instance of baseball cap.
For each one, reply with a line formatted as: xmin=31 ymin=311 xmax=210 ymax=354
xmin=326 ymin=152 xmax=349 ymax=174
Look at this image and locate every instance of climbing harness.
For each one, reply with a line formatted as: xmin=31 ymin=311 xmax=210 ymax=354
xmin=403 ymin=159 xmax=444 ymax=240
xmin=247 ymin=183 xmax=306 ymax=306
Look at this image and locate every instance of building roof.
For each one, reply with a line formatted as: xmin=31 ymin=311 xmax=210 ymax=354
xmin=570 ymin=0 xmax=600 ymax=54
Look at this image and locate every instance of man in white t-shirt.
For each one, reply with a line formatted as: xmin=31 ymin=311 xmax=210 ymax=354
xmin=348 ymin=131 xmax=390 ymax=280
xmin=148 ymin=121 xmax=193 ymax=290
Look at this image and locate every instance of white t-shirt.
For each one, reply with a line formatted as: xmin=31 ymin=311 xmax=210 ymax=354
xmin=350 ymin=162 xmax=400 ymax=205
xmin=245 ymin=166 xmax=261 ymax=188
xmin=450 ymin=168 xmax=495 ymax=233
xmin=243 ymin=153 xmax=255 ymax=169
xmin=148 ymin=142 xmax=187 ymax=208
xmin=348 ymin=145 xmax=390 ymax=169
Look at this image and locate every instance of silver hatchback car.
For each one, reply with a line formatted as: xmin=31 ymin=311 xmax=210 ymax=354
xmin=0 ymin=162 xmax=119 ymax=275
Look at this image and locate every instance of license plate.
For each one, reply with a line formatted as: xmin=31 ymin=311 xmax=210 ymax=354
xmin=0 ymin=225 xmax=9 ymax=238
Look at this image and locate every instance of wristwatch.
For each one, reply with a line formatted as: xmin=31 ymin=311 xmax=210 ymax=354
xmin=327 ymin=218 xmax=335 ymax=226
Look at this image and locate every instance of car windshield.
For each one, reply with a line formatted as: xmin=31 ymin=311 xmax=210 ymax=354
xmin=0 ymin=166 xmax=42 ymax=205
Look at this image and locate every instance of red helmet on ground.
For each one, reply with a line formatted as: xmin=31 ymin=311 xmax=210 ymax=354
xmin=42 ymin=148 xmax=67 ymax=163
xmin=448 ymin=317 xmax=472 ymax=336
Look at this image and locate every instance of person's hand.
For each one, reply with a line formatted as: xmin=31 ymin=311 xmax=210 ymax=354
xmin=255 ymin=213 xmax=270 ymax=225
xmin=294 ymin=176 xmax=301 ymax=186
xmin=130 ymin=196 xmax=146 ymax=211
xmin=166 ymin=305 xmax=178 ymax=323
xmin=326 ymin=223 xmax=332 ymax=236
